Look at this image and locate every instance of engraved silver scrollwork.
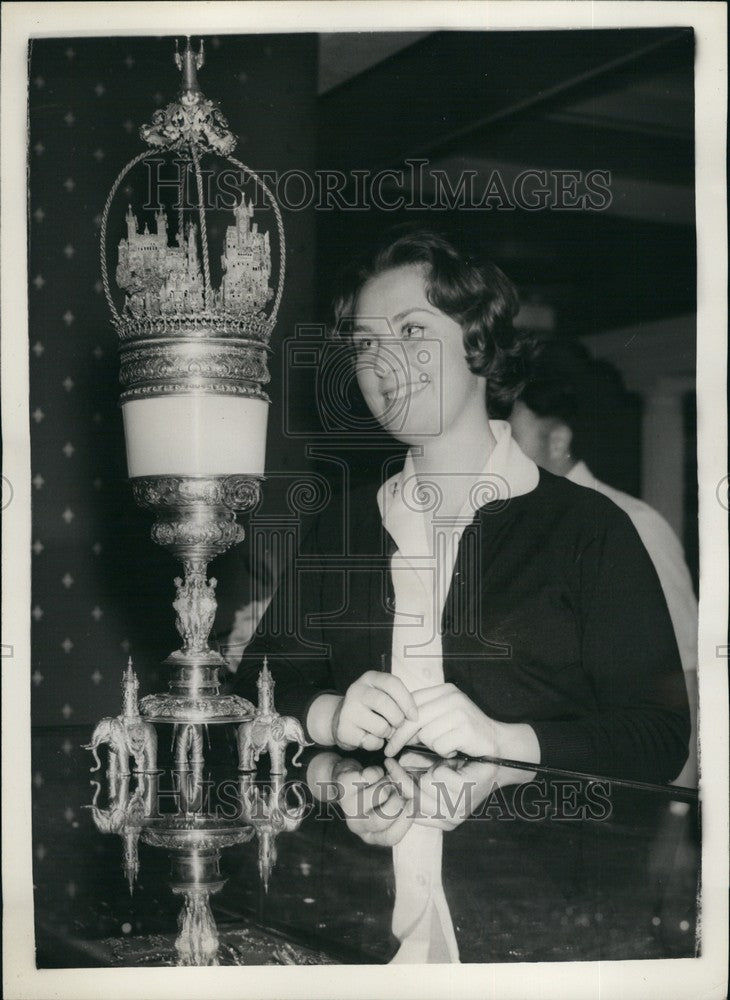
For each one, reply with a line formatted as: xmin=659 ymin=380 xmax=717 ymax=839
xmin=118 ymin=342 xmax=271 ymax=395
xmin=151 ymin=520 xmax=244 ymax=551
xmin=113 ymin=312 xmax=274 ymax=345
xmin=132 ymin=475 xmax=261 ymax=510
xmin=120 ymin=381 xmax=269 ymax=403
xmin=141 ymin=827 xmax=255 ymax=852
xmin=139 ymin=693 xmax=256 ymax=723
xmin=141 ymin=95 xmax=236 ymax=157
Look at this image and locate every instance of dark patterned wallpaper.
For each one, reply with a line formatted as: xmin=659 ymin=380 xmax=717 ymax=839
xmin=28 ymin=35 xmax=317 ymax=727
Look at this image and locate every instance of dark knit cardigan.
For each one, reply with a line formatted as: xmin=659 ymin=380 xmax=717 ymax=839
xmin=234 ymin=469 xmax=690 ymax=783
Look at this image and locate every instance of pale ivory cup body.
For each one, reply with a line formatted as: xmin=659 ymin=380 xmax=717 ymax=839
xmin=122 ymin=394 xmax=269 ymax=477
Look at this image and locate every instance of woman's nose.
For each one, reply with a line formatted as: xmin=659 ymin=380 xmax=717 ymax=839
xmin=372 ymin=351 xmax=391 ymax=378
xmin=372 ymin=340 xmax=408 ymax=379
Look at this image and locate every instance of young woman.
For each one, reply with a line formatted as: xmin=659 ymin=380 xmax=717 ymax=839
xmin=233 ymin=230 xmax=689 ymax=786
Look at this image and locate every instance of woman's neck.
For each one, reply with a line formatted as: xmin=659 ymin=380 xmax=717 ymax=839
xmin=408 ymin=406 xmax=497 ymax=518
xmin=410 ymin=409 xmax=496 ymax=479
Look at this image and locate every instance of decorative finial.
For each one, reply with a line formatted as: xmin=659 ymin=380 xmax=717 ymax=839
xmin=139 ymin=37 xmax=235 ymax=155
xmin=257 ymin=656 xmax=273 ymax=693
xmin=258 ymin=831 xmax=273 ymax=893
xmin=121 ymin=657 xmax=141 ymax=718
xmin=126 ymin=858 xmax=136 ymax=896
xmin=174 ymin=36 xmax=205 ymax=96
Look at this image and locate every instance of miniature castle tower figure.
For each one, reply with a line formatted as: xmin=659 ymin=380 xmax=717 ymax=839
xmin=122 ymin=656 xmax=140 ymax=717
xmin=116 ymin=177 xmax=272 ymax=318
xmin=220 ymin=196 xmax=273 ymax=311
xmin=116 ymin=207 xmax=205 ymax=316
xmin=257 ymin=656 xmax=274 ymax=712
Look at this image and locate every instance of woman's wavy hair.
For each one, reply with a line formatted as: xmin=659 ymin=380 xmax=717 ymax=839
xmin=328 ymin=228 xmax=533 ymax=412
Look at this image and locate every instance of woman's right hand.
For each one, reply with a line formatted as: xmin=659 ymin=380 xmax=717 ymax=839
xmin=331 ymin=671 xmax=419 ymax=752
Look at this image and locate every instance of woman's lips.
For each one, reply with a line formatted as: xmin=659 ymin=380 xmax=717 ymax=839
xmin=383 ymin=376 xmax=431 ymax=405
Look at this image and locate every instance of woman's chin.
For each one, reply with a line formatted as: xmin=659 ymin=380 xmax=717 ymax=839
xmin=367 ymin=396 xmax=440 ymax=441
xmin=375 ymin=418 xmax=443 ymax=444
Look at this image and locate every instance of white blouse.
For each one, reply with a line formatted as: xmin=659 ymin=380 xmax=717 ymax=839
xmin=378 ymin=421 xmax=538 ymax=963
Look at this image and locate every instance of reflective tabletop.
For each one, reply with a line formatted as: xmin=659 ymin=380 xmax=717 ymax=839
xmin=32 ymin=726 xmax=699 ymax=967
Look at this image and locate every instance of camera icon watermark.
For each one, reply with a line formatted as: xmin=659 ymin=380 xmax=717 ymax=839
xmin=282 ymin=322 xmax=444 ymax=440
xmin=716 ymin=474 xmax=729 ymax=512
xmin=1 ymin=474 xmax=14 ymax=511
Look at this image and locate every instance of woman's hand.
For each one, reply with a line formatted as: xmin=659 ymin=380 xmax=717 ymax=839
xmin=332 ymin=759 xmax=415 ymax=847
xmin=383 ymin=683 xmax=500 ymax=758
xmin=383 ymin=683 xmax=541 ymax=774
xmin=330 ymin=671 xmax=419 ymax=752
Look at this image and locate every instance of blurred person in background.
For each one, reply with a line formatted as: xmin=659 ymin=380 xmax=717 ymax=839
xmin=508 ymin=339 xmax=698 ymax=788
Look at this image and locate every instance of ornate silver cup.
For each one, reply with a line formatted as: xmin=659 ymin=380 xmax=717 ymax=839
xmin=101 ymin=38 xmax=285 ymax=723
xmin=132 ymin=475 xmax=261 ymax=721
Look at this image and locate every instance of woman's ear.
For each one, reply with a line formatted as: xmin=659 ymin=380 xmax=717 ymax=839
xmin=548 ymin=422 xmax=573 ymax=462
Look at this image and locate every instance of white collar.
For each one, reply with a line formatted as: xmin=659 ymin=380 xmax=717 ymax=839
xmin=377 ymin=420 xmax=540 ymax=526
xmin=378 ymin=420 xmax=539 ymax=523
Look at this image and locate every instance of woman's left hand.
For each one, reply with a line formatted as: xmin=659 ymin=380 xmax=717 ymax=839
xmin=383 ymin=683 xmax=501 ymax=758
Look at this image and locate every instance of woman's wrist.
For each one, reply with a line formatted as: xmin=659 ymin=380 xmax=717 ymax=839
xmin=492 ymin=721 xmax=541 ymax=785
xmin=306 ymin=693 xmax=344 ymax=746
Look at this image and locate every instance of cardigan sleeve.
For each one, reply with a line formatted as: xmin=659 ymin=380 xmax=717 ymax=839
xmin=530 ymin=504 xmax=690 ymax=783
xmin=232 ymin=515 xmax=338 ymax=731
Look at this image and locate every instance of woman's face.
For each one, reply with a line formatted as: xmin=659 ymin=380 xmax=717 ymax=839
xmin=352 ymin=264 xmax=485 ymax=444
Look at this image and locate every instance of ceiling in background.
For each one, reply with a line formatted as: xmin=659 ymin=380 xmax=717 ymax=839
xmin=318 ymin=32 xmax=430 ymax=93
xmin=315 ymin=28 xmax=696 ymax=339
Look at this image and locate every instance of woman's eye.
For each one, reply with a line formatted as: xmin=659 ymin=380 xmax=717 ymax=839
xmin=402 ymin=323 xmax=424 ymax=339
xmin=353 ymin=337 xmax=374 ymax=354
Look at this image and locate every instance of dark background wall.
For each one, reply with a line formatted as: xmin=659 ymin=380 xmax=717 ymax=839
xmin=28 ymin=34 xmax=318 ymax=726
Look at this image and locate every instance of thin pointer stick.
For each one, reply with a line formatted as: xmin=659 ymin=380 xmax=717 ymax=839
xmin=400 ymin=744 xmax=699 ymax=804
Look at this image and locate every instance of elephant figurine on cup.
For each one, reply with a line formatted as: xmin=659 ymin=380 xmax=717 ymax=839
xmin=237 ymin=659 xmax=311 ymax=774
xmin=83 ymin=659 xmax=158 ymax=780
